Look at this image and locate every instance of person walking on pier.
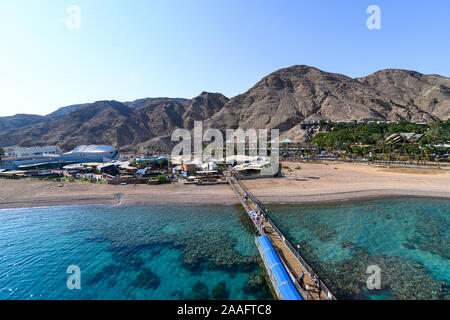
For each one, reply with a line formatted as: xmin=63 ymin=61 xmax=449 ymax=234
xmin=318 ymin=284 xmax=322 ymax=299
xmin=298 ymin=271 xmax=305 ymax=289
xmin=313 ymin=275 xmax=319 ymax=288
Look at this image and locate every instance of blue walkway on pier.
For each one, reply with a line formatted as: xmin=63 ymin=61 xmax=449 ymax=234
xmin=257 ymin=236 xmax=302 ymax=300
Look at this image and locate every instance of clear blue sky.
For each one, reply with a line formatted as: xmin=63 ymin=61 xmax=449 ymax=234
xmin=0 ymin=0 xmax=449 ymax=116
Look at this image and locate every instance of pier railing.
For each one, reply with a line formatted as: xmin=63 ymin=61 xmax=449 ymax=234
xmin=265 ymin=215 xmax=336 ymax=300
xmin=229 ymin=175 xmax=311 ymax=299
xmin=230 ymin=171 xmax=337 ymax=300
xmin=227 ymin=176 xmax=263 ymax=235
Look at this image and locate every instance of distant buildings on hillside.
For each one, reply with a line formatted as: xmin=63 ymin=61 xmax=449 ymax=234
xmin=385 ymin=133 xmax=424 ymax=144
xmin=300 ymin=120 xmax=429 ymax=127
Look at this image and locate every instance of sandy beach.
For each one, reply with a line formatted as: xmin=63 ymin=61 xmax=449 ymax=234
xmin=0 ymin=161 xmax=448 ymax=210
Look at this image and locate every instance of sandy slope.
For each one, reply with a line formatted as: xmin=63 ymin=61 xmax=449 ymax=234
xmin=245 ymin=162 xmax=449 ymax=204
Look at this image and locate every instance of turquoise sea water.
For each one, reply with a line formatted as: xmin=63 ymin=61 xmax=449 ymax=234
xmin=0 ymin=204 xmax=270 ymax=300
xmin=267 ymin=197 xmax=450 ymax=300
xmin=0 ymin=198 xmax=448 ymax=300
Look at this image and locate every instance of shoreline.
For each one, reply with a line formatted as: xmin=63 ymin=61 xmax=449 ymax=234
xmin=1 ymin=186 xmax=449 ymax=211
xmin=0 ymin=161 xmax=448 ymax=210
xmin=0 ymin=188 xmax=449 ymax=210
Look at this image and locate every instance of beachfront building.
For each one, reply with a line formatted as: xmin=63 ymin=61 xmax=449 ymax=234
xmin=232 ymin=158 xmax=277 ymax=176
xmin=0 ymin=145 xmax=119 ymax=170
xmin=181 ymin=163 xmax=197 ymax=172
xmin=7 ymin=146 xmax=60 ymax=158
xmin=58 ymin=145 xmax=119 ymax=163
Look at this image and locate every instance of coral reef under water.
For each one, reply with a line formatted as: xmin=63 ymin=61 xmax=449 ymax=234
xmin=404 ymin=212 xmax=450 ymax=260
xmin=242 ymin=273 xmax=273 ymax=300
xmin=267 ymin=199 xmax=449 ymax=300
xmin=66 ymin=206 xmax=268 ymax=298
xmin=211 ymin=281 xmax=230 ymax=300
xmin=300 ymin=241 xmax=448 ymax=300
xmin=130 ymin=268 xmax=161 ymax=290
xmin=87 ymin=263 xmax=122 ymax=286
xmin=171 ymin=230 xmax=258 ymax=273
xmin=88 ymin=219 xmax=260 ymax=275
xmin=184 ymin=281 xmax=210 ymax=300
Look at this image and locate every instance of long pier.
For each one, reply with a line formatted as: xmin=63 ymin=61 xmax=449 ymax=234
xmin=227 ymin=172 xmax=337 ymax=301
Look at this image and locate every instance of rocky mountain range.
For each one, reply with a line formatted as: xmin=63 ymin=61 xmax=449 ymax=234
xmin=0 ymin=65 xmax=448 ymax=152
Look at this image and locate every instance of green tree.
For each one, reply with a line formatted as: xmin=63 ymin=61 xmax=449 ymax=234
xmin=0 ymin=148 xmax=4 ymax=168
xmin=157 ymin=174 xmax=169 ymax=184
xmin=157 ymin=159 xmax=166 ymax=170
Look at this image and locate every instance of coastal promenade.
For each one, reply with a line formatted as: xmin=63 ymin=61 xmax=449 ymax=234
xmin=228 ymin=172 xmax=336 ymax=301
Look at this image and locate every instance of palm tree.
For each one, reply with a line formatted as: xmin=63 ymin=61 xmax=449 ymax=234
xmin=420 ymin=147 xmax=424 ymax=166
xmin=424 ymin=147 xmax=431 ymax=165
xmin=385 ymin=143 xmax=392 ymax=165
